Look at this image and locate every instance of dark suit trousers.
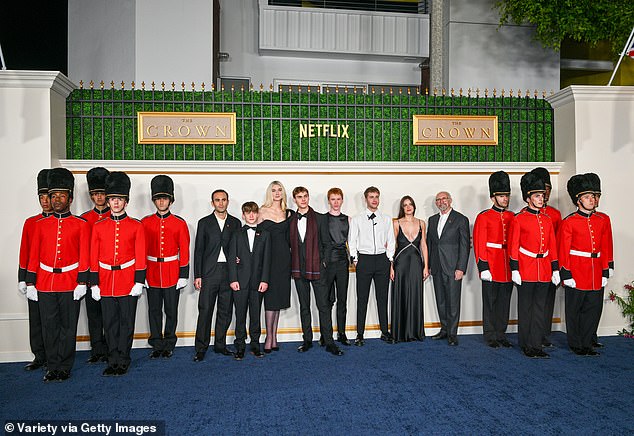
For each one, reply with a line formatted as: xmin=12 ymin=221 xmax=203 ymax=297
xmin=355 ymin=254 xmax=390 ymax=336
xmin=147 ymin=285 xmax=180 ymax=351
xmin=517 ymin=282 xmax=548 ymax=350
xmin=482 ymin=281 xmax=513 ymax=341
xmin=85 ymin=290 xmax=107 ymax=356
xmin=565 ymin=287 xmax=603 ymax=349
xmin=101 ymin=295 xmax=138 ymax=368
xmin=38 ymin=291 xmax=79 ymax=372
xmin=195 ymin=264 xmax=233 ymax=352
xmin=543 ymin=282 xmax=557 ymax=340
xmin=27 ymin=298 xmax=46 ymax=364
xmin=233 ymin=287 xmax=263 ymax=351
xmin=295 ymin=277 xmax=335 ymax=344
xmin=432 ymin=271 xmax=462 ymax=337
xmin=321 ymin=259 xmax=350 ymax=336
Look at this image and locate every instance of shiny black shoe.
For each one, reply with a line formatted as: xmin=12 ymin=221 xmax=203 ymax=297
xmin=251 ymin=349 xmax=265 ymax=358
xmin=272 ymin=346 xmax=280 ymax=352
xmin=319 ymin=337 xmax=326 ymax=347
xmin=432 ymin=332 xmax=448 ymax=340
xmin=498 ymin=339 xmax=513 ymax=348
xmin=162 ymin=350 xmax=173 ymax=358
xmin=115 ymin=366 xmax=129 ymax=376
xmin=149 ymin=350 xmax=162 ymax=359
xmin=57 ymin=370 xmax=70 ymax=381
xmin=87 ymin=354 xmax=106 ymax=364
xmin=297 ymin=341 xmax=313 ymax=353
xmin=534 ymin=349 xmax=550 ymax=359
xmin=592 ymin=341 xmax=604 ymax=348
xmin=263 ymin=348 xmax=272 ymax=354
xmin=354 ymin=335 xmax=365 ymax=346
xmin=487 ymin=340 xmax=500 ymax=348
xmin=571 ymin=347 xmax=587 ymax=356
xmin=326 ymin=344 xmax=344 ymax=356
xmin=448 ymin=336 xmax=459 ymax=346
xmin=541 ymin=340 xmax=554 ymax=348
xmin=234 ymin=350 xmax=245 ymax=360
xmin=24 ymin=360 xmax=46 ymax=371
xmin=337 ymin=334 xmax=351 ymax=346
xmin=193 ymin=352 xmax=206 ymax=362
xmin=43 ymin=370 xmax=59 ymax=382
xmin=380 ymin=333 xmax=396 ymax=344
xmin=102 ymin=366 xmax=117 ymax=376
xmin=522 ymin=348 xmax=538 ymax=358
xmin=214 ymin=348 xmax=235 ymax=357
xmin=585 ymin=348 xmax=600 ymax=356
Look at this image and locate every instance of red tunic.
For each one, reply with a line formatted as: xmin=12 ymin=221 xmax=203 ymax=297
xmin=473 ymin=206 xmax=514 ymax=282
xmin=509 ymin=207 xmax=558 ymax=283
xmin=18 ymin=212 xmax=51 ymax=282
xmin=558 ymin=210 xmax=610 ymax=291
xmin=141 ymin=212 xmax=190 ymax=288
xmin=26 ymin=212 xmax=90 ymax=292
xmin=594 ymin=210 xmax=614 ymax=270
xmin=81 ymin=207 xmax=110 ymax=237
xmin=541 ymin=204 xmax=562 ymax=235
xmin=90 ymin=213 xmax=146 ymax=297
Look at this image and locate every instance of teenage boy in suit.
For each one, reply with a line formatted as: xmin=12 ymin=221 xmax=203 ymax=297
xmin=228 ymin=202 xmax=271 ymax=360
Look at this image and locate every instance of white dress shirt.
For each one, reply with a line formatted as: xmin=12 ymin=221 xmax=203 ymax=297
xmin=216 ymin=215 xmax=227 ymax=262
xmin=297 ymin=212 xmax=307 ymax=242
xmin=348 ymin=208 xmax=396 ymax=261
xmin=437 ymin=208 xmax=451 ymax=238
xmin=247 ymin=226 xmax=256 ymax=252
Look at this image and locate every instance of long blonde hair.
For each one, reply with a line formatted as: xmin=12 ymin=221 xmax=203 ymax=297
xmin=262 ymin=180 xmax=288 ymax=211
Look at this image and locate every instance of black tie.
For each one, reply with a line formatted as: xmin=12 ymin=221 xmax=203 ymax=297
xmin=368 ymin=213 xmax=376 ymax=220
xmin=247 ymin=227 xmax=256 ymax=232
xmin=297 ymin=213 xmax=306 ymax=220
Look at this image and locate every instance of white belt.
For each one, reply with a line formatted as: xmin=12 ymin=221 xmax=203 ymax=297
xmin=147 ymin=254 xmax=179 ymax=263
xmin=99 ymin=259 xmax=135 ymax=271
xmin=40 ymin=262 xmax=79 ymax=273
xmin=486 ymin=242 xmax=506 ymax=249
xmin=570 ymin=249 xmax=601 ymax=258
xmin=519 ymin=247 xmax=549 ymax=258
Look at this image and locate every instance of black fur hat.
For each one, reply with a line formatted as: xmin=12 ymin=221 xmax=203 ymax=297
xmin=47 ymin=168 xmax=75 ymax=198
xmin=37 ymin=169 xmax=50 ymax=195
xmin=585 ymin=172 xmax=601 ymax=194
xmin=105 ymin=171 xmax=131 ymax=199
xmin=488 ymin=171 xmax=511 ymax=197
xmin=86 ymin=167 xmax=110 ymax=193
xmin=531 ymin=167 xmax=552 ymax=188
xmin=151 ymin=175 xmax=175 ymax=201
xmin=520 ymin=172 xmax=545 ymax=201
xmin=567 ymin=174 xmax=595 ymax=205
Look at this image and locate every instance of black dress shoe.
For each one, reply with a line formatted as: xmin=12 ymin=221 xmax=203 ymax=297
xmin=102 ymin=366 xmax=118 ymax=376
xmin=592 ymin=341 xmax=604 ymax=348
xmin=24 ymin=360 xmax=46 ymax=371
xmin=57 ymin=370 xmax=70 ymax=381
xmin=43 ymin=370 xmax=59 ymax=382
xmin=448 ymin=336 xmax=459 ymax=346
xmin=234 ymin=350 xmax=245 ymax=360
xmin=272 ymin=346 xmax=280 ymax=352
xmin=251 ymin=349 xmax=265 ymax=358
xmin=498 ymin=339 xmax=513 ymax=348
xmin=571 ymin=347 xmax=587 ymax=356
xmin=487 ymin=340 xmax=500 ymax=348
xmin=214 ymin=348 xmax=235 ymax=357
xmin=337 ymin=334 xmax=351 ymax=346
xmin=326 ymin=344 xmax=344 ymax=356
xmin=193 ymin=352 xmax=206 ymax=362
xmin=297 ymin=342 xmax=313 ymax=353
xmin=522 ymin=348 xmax=536 ymax=358
xmin=585 ymin=348 xmax=600 ymax=356
xmin=534 ymin=349 xmax=550 ymax=359
xmin=149 ymin=350 xmax=162 ymax=359
xmin=162 ymin=350 xmax=173 ymax=358
xmin=432 ymin=332 xmax=448 ymax=340
xmin=319 ymin=337 xmax=325 ymax=347
xmin=380 ymin=333 xmax=396 ymax=344
xmin=115 ymin=366 xmax=128 ymax=376
xmin=354 ymin=335 xmax=365 ymax=346
xmin=541 ymin=340 xmax=554 ymax=348
xmin=87 ymin=354 xmax=106 ymax=364
xmin=263 ymin=348 xmax=272 ymax=354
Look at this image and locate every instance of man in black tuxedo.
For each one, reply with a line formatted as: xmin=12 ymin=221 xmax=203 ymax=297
xmin=426 ymin=191 xmax=470 ymax=346
xmin=228 ymin=202 xmax=272 ymax=360
xmin=193 ymin=189 xmax=242 ymax=361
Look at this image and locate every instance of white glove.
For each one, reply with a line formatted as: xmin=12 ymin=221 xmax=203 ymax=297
xmin=609 ymin=268 xmax=614 ymax=278
xmin=18 ymin=281 xmax=27 ymax=295
xmin=512 ymin=271 xmax=522 ymax=286
xmin=480 ymin=270 xmax=493 ymax=282
xmin=563 ymin=278 xmax=576 ymax=288
xmin=26 ymin=285 xmax=38 ymax=301
xmin=73 ymin=284 xmax=87 ymax=300
xmin=601 ymin=277 xmax=608 ymax=288
xmin=551 ymin=271 xmax=561 ymax=286
xmin=130 ymin=282 xmax=144 ymax=297
xmin=176 ymin=278 xmax=188 ymax=290
xmin=91 ymin=285 xmax=101 ymax=301
xmin=144 ymin=280 xmax=149 ymax=288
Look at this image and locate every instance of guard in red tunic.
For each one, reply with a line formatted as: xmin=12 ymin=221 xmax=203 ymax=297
xmin=141 ymin=175 xmax=190 ymax=359
xmin=531 ymin=167 xmax=562 ymax=348
xmin=18 ymin=169 xmax=52 ymax=371
xmin=586 ymin=172 xmax=613 ymax=348
xmin=473 ymin=171 xmax=515 ymax=348
xmin=90 ymin=171 xmax=146 ymax=376
xmin=559 ymin=174 xmax=610 ymax=356
xmin=80 ymin=167 xmax=110 ymax=363
xmin=26 ymin=168 xmax=90 ymax=382
xmin=510 ymin=172 xmax=560 ymax=358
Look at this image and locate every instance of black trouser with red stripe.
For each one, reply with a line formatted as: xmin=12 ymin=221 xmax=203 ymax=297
xmin=565 ymin=287 xmax=603 ymax=350
xmin=542 ymin=282 xmax=557 ymax=343
xmin=147 ymin=285 xmax=180 ymax=352
xmin=517 ymin=281 xmax=549 ymax=350
xmin=38 ymin=291 xmax=79 ymax=372
xmin=101 ymin=295 xmax=138 ymax=368
xmin=482 ymin=281 xmax=513 ymax=342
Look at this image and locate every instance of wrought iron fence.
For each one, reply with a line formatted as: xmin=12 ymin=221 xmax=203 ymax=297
xmin=66 ymin=81 xmax=554 ymax=162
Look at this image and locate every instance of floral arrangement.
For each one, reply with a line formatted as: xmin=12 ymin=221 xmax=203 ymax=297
xmin=609 ymin=281 xmax=634 ymax=337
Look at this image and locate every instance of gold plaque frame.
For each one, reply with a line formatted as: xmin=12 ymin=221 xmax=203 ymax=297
xmin=137 ymin=112 xmax=236 ymax=144
xmin=413 ymin=115 xmax=498 ymax=146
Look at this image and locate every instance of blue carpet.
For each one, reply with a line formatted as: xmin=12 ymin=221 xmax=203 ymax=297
xmin=1 ymin=333 xmax=633 ymax=435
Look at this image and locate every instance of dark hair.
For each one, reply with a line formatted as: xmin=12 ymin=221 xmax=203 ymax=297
xmin=397 ymin=195 xmax=416 ymax=219
xmin=211 ymin=189 xmax=228 ymax=200
xmin=327 ymin=187 xmax=344 ymax=199
xmin=364 ymin=186 xmax=380 ymax=198
xmin=242 ymin=201 xmax=259 ymax=213
xmin=292 ymin=186 xmax=309 ymax=198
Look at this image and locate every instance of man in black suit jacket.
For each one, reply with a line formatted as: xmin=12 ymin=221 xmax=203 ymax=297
xmin=193 ymin=189 xmax=242 ymax=361
xmin=426 ymin=191 xmax=470 ymax=346
xmin=228 ymin=202 xmax=272 ymax=360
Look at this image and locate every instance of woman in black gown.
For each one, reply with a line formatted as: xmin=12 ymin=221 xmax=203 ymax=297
xmin=390 ymin=196 xmax=429 ymax=342
xmin=257 ymin=181 xmax=293 ymax=352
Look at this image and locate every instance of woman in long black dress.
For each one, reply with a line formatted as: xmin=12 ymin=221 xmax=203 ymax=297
xmin=257 ymin=181 xmax=293 ymax=352
xmin=390 ymin=196 xmax=429 ymax=342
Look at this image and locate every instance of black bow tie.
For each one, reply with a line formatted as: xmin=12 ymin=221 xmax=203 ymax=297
xmin=297 ymin=213 xmax=307 ymax=220
xmin=247 ymin=227 xmax=256 ymax=232
xmin=368 ymin=213 xmax=376 ymax=220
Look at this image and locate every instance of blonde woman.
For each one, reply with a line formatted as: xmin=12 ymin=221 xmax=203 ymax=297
xmin=257 ymin=181 xmax=294 ymax=352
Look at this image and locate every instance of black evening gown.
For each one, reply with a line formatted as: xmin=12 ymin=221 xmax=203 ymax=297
xmin=258 ymin=210 xmax=293 ymax=310
xmin=391 ymin=225 xmax=425 ymax=341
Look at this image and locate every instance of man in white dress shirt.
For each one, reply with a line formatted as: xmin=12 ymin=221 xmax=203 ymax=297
xmin=348 ymin=186 xmax=396 ymax=346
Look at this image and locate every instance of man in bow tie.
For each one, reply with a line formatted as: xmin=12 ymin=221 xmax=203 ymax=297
xmin=348 ymin=186 xmax=396 ymax=346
